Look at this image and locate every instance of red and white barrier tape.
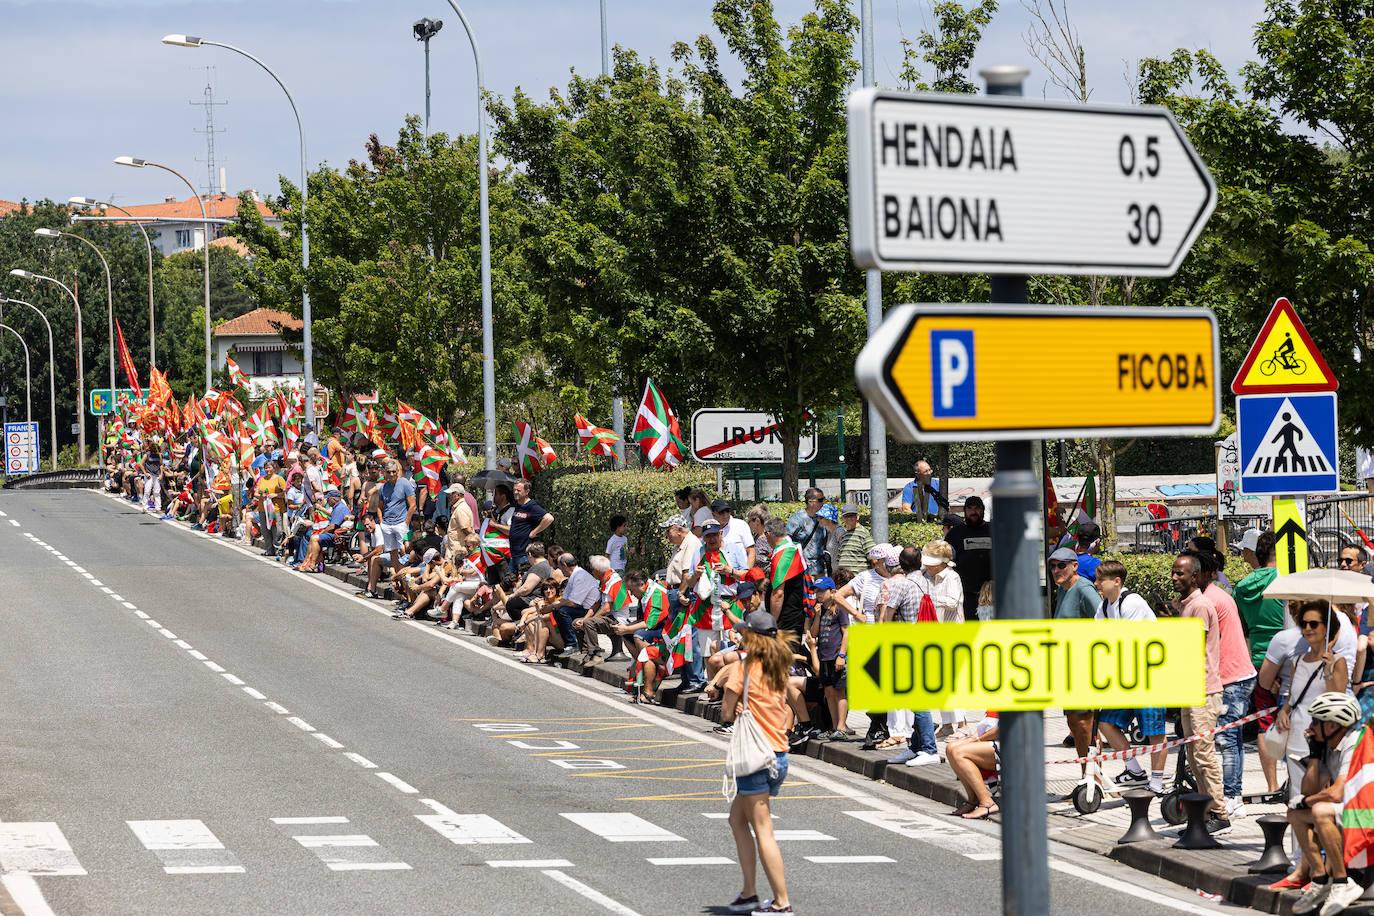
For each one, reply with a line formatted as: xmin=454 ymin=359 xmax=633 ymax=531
xmin=1045 ymin=705 xmax=1278 ymax=766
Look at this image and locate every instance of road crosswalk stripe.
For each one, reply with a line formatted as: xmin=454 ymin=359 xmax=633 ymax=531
xmin=416 ymin=799 xmax=531 ymax=846
xmin=560 ymin=813 xmax=685 ymax=843
xmin=645 ymin=856 xmax=733 ymax=865
xmin=805 ymin=855 xmax=895 ymax=864
xmin=772 ymin=829 xmax=835 ymax=842
xmin=127 ymin=820 xmax=245 ymax=875
xmin=843 ymin=809 xmax=1001 ymax=858
xmin=486 ymin=859 xmax=573 ymax=868
xmin=0 ymin=823 xmax=86 ymax=876
xmin=279 ymin=821 xmax=411 ymax=872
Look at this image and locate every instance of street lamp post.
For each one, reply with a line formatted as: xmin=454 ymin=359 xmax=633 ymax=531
xmin=0 ymin=322 xmax=33 ymax=422
xmin=9 ymin=269 xmax=84 ymax=462
xmin=70 ymin=197 xmax=158 ymax=368
xmin=599 ymin=0 xmax=626 ymax=468
xmin=161 ymin=35 xmax=314 ymax=428
xmin=440 ymin=1 xmax=497 ymax=470
xmin=35 ymin=228 xmax=115 ymax=396
xmin=0 ymin=296 xmax=58 ymax=469
xmin=413 ymin=18 xmax=444 ymax=136
xmin=115 ymin=156 xmax=211 ymax=394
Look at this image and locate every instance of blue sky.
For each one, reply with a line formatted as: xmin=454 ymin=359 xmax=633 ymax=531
xmin=1 ymin=0 xmax=1265 ymax=205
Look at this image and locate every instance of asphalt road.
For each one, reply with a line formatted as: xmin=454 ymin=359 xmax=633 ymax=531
xmin=0 ymin=489 xmax=1230 ymax=915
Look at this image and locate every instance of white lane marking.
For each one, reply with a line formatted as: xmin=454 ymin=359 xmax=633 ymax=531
xmin=343 ymin=753 xmax=377 ymax=769
xmin=966 ymin=853 xmax=1001 ymax=861
xmin=159 ymin=628 xmax=178 ymax=639
xmin=487 ymin=859 xmax=573 ymax=868
xmin=109 ymin=594 xmax=122 ymax=601
xmin=264 ymin=702 xmax=290 ymax=715
xmin=174 ymin=640 xmax=193 ymax=650
xmin=804 ymin=855 xmax=895 ymax=864
xmin=127 ymin=820 xmax=245 ymax=875
xmin=69 ymin=565 xmax=84 ymax=572
xmin=0 ymin=509 xmax=7 ymax=515
xmin=772 ymin=829 xmax=835 ymax=842
xmin=1 ymin=873 xmax=58 ymax=916
xmin=324 ymin=861 xmax=412 ymax=871
xmin=376 ymin=772 xmax=418 ymax=794
xmin=135 ymin=611 xmax=151 ymax=620
xmin=1049 ymin=859 xmax=1216 ymax=915
xmin=0 ymin=823 xmax=86 ymax=875
xmin=416 ymin=807 xmax=531 ymax=846
xmin=220 ymin=673 xmax=245 ymax=686
xmin=241 ymin=687 xmax=267 ymax=700
xmin=272 ymin=817 xmax=350 ymax=825
xmin=646 ymin=856 xmax=733 ymax=865
xmin=80 ymin=573 xmax=94 ymax=580
xmin=560 ymin=813 xmax=685 ymax=843
xmin=541 ymin=870 xmax=642 ymax=916
xmin=508 ymin=740 xmax=580 ymax=751
xmin=187 ymin=650 xmax=207 ymax=660
xmin=124 ymin=602 xmax=139 ymax=610
xmin=549 ymin=758 xmax=623 ymax=770
xmin=288 ymin=832 xmax=411 ymax=872
xmin=99 ymin=587 xmax=114 ymax=595
xmin=202 ymin=661 xmax=226 ymax=673
xmin=7 ymin=519 xmax=18 ymax=527
xmin=144 ymin=619 xmax=161 ymax=627
xmin=89 ymin=580 xmax=103 ymax=587
xmin=701 ymin=813 xmax=776 ymax=820
xmin=843 ymin=810 xmax=1001 ymax=858
xmin=311 ymin=733 xmax=344 ymax=749
xmin=286 ymin=717 xmax=315 ymax=733
xmin=294 ymin=835 xmax=376 ymax=847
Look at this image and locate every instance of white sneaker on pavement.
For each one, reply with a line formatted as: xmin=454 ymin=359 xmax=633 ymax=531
xmin=1225 ymin=797 xmax=1247 ymax=820
xmin=906 ymin=751 xmax=941 ymax=767
xmin=1320 ymin=879 xmax=1364 ymax=915
xmin=1293 ymin=881 xmax=1332 ymax=915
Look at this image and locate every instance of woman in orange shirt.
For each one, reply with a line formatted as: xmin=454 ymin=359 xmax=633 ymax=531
xmin=720 ymin=611 xmax=795 ymax=915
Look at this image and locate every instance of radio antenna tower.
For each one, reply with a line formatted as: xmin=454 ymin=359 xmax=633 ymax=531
xmin=190 ymin=67 xmax=227 ymax=196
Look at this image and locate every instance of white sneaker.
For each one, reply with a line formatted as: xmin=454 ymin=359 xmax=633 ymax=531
xmin=1225 ymin=797 xmax=1247 ymax=820
xmin=1320 ymin=879 xmax=1364 ymax=915
xmin=1293 ymin=881 xmax=1332 ymax=916
xmin=906 ymin=751 xmax=941 ymax=767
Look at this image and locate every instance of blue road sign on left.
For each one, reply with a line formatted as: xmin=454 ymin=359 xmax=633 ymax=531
xmin=5 ymin=421 xmax=40 ymax=475
xmin=1237 ymin=391 xmax=1339 ymax=495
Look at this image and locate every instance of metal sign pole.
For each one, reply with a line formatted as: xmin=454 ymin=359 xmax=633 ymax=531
xmin=982 ymin=64 xmax=1050 ymax=916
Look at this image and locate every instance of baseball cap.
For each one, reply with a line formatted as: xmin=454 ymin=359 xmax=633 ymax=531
xmin=818 ymin=504 xmax=840 ymax=522
xmin=421 ymin=548 xmax=439 ymax=565
xmin=1049 ymin=547 xmax=1078 ymax=564
xmin=325 ymin=487 xmax=341 ymax=497
xmin=813 ymin=576 xmax=836 ymax=591
xmin=445 ymin=482 xmax=465 ymax=495
xmin=867 ymin=544 xmax=889 ymax=562
xmin=1238 ymin=529 xmax=1261 ymax=552
xmin=941 ymin=512 xmax=962 ymax=528
xmin=700 ymin=521 xmax=723 ymax=536
xmin=741 ymin=610 xmax=779 ymax=636
xmin=841 ymin=503 xmax=860 ymax=516
xmin=710 ymin=498 xmax=732 ymax=513
xmin=659 ymin=514 xmax=688 ymax=529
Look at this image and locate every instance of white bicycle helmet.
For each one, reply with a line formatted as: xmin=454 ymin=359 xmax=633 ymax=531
xmin=1309 ymin=692 xmax=1363 ymax=728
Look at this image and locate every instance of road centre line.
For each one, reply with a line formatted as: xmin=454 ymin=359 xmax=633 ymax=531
xmin=488 ymin=859 xmax=573 ymax=868
xmin=376 ymin=772 xmax=418 ymax=794
xmin=343 ymin=752 xmax=377 ymax=769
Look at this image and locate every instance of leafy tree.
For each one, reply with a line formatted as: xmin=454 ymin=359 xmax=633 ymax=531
xmin=157 ymin=245 xmax=257 ymax=402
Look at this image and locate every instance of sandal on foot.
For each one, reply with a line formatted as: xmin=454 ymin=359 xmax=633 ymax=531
xmin=949 ymin=801 xmax=977 ymax=817
xmin=960 ymin=804 xmax=998 ymax=820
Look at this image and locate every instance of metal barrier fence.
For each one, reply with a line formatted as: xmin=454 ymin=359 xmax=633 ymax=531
xmin=2 ymin=468 xmax=103 ymax=490
xmin=1308 ymin=491 xmax=1374 ymax=562
xmin=1131 ymin=513 xmax=1217 ymax=554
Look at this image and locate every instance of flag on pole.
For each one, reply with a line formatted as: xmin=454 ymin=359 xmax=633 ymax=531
xmin=575 ymin=415 xmax=619 ymax=457
xmin=632 ymin=378 xmax=685 ymax=468
xmin=511 ymin=420 xmax=543 ymax=479
xmin=225 ymin=356 xmax=251 ymax=391
xmin=148 ymin=366 xmax=172 ymax=407
xmin=114 ymin=320 xmax=142 ymax=398
xmin=1344 ymin=725 xmax=1374 ymax=869
xmin=535 ymin=436 xmax=558 ymax=469
xmin=415 ymin=443 xmax=446 ymax=495
xmin=1044 ymin=468 xmax=1062 ymax=543
xmin=342 ymin=398 xmax=369 ymax=437
xmin=1068 ymin=471 xmax=1098 ymax=534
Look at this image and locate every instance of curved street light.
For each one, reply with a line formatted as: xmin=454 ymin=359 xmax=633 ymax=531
xmin=35 ymin=228 xmax=115 ymax=396
xmin=115 ymin=155 xmax=210 ymax=393
xmin=0 ymin=322 xmax=33 ymax=422
xmin=0 ymin=296 xmax=58 ymax=469
xmin=161 ymin=34 xmax=315 ymax=427
xmin=9 ymin=269 xmax=84 ymax=462
xmin=70 ymin=197 xmax=158 ymax=368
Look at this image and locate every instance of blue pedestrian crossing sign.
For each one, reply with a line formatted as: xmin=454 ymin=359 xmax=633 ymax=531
xmin=1236 ymin=392 xmax=1339 ymax=495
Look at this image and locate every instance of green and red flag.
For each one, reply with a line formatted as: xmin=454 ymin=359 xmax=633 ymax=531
xmin=415 ymin=443 xmax=446 ymax=495
xmin=640 ymin=581 xmax=671 ymax=629
xmin=479 ymin=532 xmax=511 ymax=567
xmin=1344 ymin=725 xmax=1374 ymax=869
xmin=769 ymin=535 xmax=805 ymax=589
xmin=1067 ymin=471 xmax=1098 ymax=535
xmin=602 ymin=570 xmax=628 ymax=614
xmin=511 ymin=420 xmax=543 ymax=479
xmin=631 ymin=377 xmax=685 ymax=468
xmin=536 ymin=436 xmax=558 ymax=469
xmin=342 ymin=398 xmax=369 ymax=437
xmin=225 ymin=355 xmax=250 ymax=391
xmin=575 ymin=414 xmax=619 ymax=457
xmin=247 ymin=406 xmax=276 ymax=447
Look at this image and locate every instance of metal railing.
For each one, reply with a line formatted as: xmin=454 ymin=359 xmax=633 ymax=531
xmin=1308 ymin=492 xmax=1374 ymax=563
xmin=1132 ymin=512 xmax=1217 ymax=554
xmin=1 ymin=468 xmax=103 ymax=490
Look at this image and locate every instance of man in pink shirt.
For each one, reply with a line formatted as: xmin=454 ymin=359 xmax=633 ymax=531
xmin=1190 ymin=546 xmax=1257 ymax=820
xmin=1171 ymin=552 xmax=1230 ymax=834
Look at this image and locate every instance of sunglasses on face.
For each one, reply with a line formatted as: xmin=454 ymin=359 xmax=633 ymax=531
xmin=1050 ymin=561 xmax=1074 ymax=570
xmin=1301 ymin=618 xmax=1325 ymax=630
xmin=1339 ymin=557 xmax=1360 ymax=566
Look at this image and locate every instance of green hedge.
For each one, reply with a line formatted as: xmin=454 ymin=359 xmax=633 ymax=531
xmin=1107 ymin=552 xmax=1251 ymax=611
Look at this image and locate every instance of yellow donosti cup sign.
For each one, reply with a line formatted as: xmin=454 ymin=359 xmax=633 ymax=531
xmin=846 ymin=619 xmax=1206 ymax=713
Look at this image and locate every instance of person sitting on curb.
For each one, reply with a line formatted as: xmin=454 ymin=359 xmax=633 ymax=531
xmin=1284 ymin=692 xmax=1366 ymax=916
xmin=945 ymin=715 xmax=1000 ymax=820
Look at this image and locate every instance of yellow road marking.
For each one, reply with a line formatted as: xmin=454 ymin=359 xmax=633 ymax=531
xmin=456 ymin=717 xmax=634 ymax=723
xmin=571 ymin=762 xmax=723 ymax=777
xmin=486 ymin=723 xmax=652 ymax=739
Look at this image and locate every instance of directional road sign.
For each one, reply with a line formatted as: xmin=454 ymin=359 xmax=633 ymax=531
xmin=89 ymin=388 xmax=146 ymax=416
xmin=1232 ymin=297 xmax=1338 ymax=395
xmin=1236 ymin=392 xmax=1339 ymax=495
xmin=1272 ymin=495 xmax=1309 ymax=576
xmin=690 ymin=409 xmax=817 ymax=464
xmin=5 ymin=421 xmax=40 ymax=475
xmin=847 ymin=89 xmax=1216 ymax=277
xmin=855 ymin=303 xmax=1220 ymax=442
xmin=846 ymin=619 xmax=1206 ymax=713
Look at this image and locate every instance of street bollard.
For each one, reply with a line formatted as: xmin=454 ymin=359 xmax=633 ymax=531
xmin=1173 ymin=792 xmax=1222 ymax=849
xmin=1248 ymin=815 xmax=1291 ymax=873
xmin=1117 ymin=789 xmax=1161 ymax=844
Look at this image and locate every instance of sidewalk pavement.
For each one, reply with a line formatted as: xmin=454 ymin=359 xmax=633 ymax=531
xmin=297 ymin=551 xmax=1353 ymax=914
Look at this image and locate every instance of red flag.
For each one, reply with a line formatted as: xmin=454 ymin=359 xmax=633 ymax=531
xmin=115 ymin=320 xmax=142 ymax=398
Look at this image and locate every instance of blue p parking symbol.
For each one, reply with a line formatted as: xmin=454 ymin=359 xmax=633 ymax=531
xmin=930 ymin=330 xmax=975 ymax=418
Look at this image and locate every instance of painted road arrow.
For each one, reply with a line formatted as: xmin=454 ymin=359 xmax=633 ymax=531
xmin=847 ymin=88 xmax=1216 ymax=277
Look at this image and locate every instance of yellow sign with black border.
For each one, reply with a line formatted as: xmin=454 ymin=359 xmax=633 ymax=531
xmin=847 ymin=619 xmax=1205 ymax=712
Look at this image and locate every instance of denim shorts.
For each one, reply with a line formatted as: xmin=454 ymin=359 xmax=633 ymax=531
xmin=1100 ymin=707 xmax=1166 ymax=738
xmin=735 ymin=752 xmax=788 ymax=797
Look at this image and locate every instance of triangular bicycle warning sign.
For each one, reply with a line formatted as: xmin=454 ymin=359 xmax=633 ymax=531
xmin=1243 ymin=397 xmax=1332 ymax=477
xmin=1231 ymin=297 xmax=1338 ymax=394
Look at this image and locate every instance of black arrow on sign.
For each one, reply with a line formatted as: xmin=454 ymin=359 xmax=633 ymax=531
xmin=1276 ymin=517 xmax=1305 ymax=572
xmin=864 ymin=648 xmax=882 ymax=688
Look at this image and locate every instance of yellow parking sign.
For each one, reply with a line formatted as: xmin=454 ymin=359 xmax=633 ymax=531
xmin=847 ymin=619 xmax=1205 ymax=713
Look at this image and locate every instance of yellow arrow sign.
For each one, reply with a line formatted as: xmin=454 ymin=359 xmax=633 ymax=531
xmin=1272 ymin=496 xmax=1308 ymax=576
xmin=847 ymin=619 xmax=1206 ymax=713
xmin=855 ymin=304 xmax=1221 ymax=442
